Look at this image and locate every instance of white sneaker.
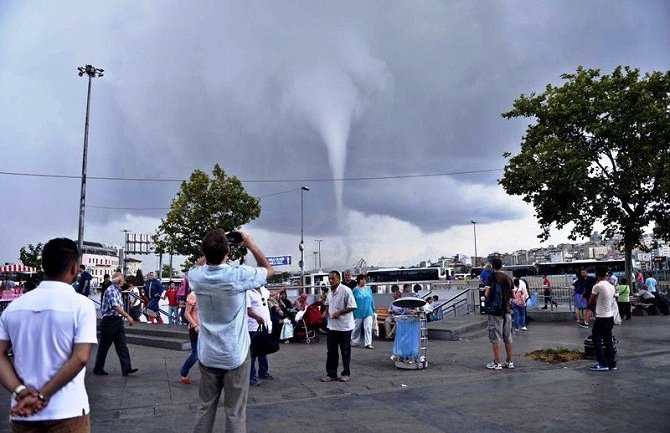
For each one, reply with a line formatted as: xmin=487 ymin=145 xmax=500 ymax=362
xmin=521 ymin=326 xmax=527 ymax=331
xmin=502 ymin=361 xmax=515 ymax=369
xmin=486 ymin=362 xmax=502 ymax=370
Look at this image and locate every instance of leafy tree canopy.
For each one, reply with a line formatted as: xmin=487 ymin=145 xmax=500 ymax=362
xmin=160 ymin=264 xmax=180 ymax=279
xmin=126 ymin=269 xmax=145 ymax=287
xmin=268 ymin=271 xmax=292 ymax=284
xmin=154 ymin=164 xmax=261 ymax=269
xmin=19 ymin=243 xmax=44 ymax=281
xmin=501 ymin=66 xmax=670 ymax=277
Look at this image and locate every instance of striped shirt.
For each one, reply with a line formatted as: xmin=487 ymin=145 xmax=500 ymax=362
xmin=101 ymin=284 xmax=124 ymax=317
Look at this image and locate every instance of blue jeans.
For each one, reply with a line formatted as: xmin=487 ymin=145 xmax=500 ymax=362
xmin=179 ymin=330 xmax=198 ymax=377
xmin=512 ymin=304 xmax=526 ymax=329
xmin=168 ymin=306 xmax=180 ymax=324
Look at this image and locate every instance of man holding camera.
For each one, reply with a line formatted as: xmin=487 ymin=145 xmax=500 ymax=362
xmin=189 ymin=229 xmax=273 ymax=433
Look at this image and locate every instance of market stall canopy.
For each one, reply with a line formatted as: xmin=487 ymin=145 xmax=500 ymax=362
xmin=0 ymin=264 xmax=37 ymax=274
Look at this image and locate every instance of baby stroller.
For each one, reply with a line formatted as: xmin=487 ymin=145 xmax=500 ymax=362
xmin=293 ymin=303 xmax=323 ymax=344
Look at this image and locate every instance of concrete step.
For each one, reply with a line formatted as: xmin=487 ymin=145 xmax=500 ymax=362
xmin=125 ymin=334 xmax=190 ymax=351
xmin=124 ymin=324 xmax=189 ymax=340
xmin=427 ymin=314 xmax=487 ymax=341
xmin=527 ymin=306 xmax=575 ymax=322
xmin=96 ymin=319 xmax=190 ymax=351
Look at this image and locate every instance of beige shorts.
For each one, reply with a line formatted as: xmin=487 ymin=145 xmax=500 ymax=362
xmin=488 ymin=314 xmax=513 ymax=343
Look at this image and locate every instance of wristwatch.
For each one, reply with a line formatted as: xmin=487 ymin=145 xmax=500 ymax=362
xmin=12 ymin=384 xmax=27 ymax=400
xmin=37 ymin=392 xmax=48 ymax=404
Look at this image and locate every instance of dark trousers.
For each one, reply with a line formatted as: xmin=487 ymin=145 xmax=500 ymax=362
xmin=326 ymin=329 xmax=352 ymax=378
xmin=11 ymin=414 xmax=90 ymax=433
xmin=617 ymin=301 xmax=631 ymax=320
xmin=93 ymin=316 xmax=132 ymax=374
xmin=592 ymin=316 xmax=616 ymax=368
xmin=248 ymin=332 xmax=269 ymax=380
xmin=129 ymin=305 xmax=142 ymax=321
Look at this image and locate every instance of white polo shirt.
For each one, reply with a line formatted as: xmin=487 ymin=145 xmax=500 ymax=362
xmin=247 ymin=286 xmax=272 ymax=333
xmin=0 ymin=281 xmax=97 ymax=421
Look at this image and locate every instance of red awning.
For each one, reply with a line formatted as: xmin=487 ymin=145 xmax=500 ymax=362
xmin=0 ymin=264 xmax=37 ymax=274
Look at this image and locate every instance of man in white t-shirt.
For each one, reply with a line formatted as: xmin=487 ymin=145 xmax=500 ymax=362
xmin=0 ymin=237 xmax=98 ymax=431
xmin=247 ymin=285 xmax=273 ymax=386
xmin=588 ymin=267 xmax=617 ymax=372
xmin=321 ymin=270 xmax=357 ymax=383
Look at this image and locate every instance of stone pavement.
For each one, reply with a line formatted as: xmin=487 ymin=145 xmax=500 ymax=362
xmin=2 ymin=315 xmax=670 ymax=433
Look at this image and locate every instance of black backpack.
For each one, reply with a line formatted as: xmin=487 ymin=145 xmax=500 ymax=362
xmin=484 ymin=271 xmax=504 ymax=316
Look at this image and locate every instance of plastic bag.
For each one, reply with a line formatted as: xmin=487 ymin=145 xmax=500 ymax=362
xmin=280 ymin=318 xmax=294 ymax=340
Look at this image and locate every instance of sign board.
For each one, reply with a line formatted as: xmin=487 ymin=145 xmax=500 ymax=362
xmin=267 ymin=255 xmax=291 ymax=266
xmin=125 ymin=233 xmax=155 ymax=255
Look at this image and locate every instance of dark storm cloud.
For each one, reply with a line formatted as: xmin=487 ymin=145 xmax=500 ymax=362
xmin=1 ymin=0 xmax=669 ymax=262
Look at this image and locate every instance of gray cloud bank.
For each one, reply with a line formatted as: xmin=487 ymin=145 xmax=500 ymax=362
xmin=1 ymin=0 xmax=669 ymax=262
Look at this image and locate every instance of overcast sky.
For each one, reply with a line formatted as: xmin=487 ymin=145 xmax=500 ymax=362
xmin=1 ymin=1 xmax=669 ymax=272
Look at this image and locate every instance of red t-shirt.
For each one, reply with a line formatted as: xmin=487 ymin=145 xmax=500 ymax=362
xmin=165 ymin=290 xmax=179 ymax=307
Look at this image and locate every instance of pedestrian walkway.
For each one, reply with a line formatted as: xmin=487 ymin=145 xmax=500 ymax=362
xmin=2 ymin=316 xmax=669 ymax=432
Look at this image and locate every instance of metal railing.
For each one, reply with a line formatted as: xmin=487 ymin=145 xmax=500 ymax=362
xmin=432 ymin=288 xmax=478 ymax=319
xmin=526 ymin=286 xmax=575 ymax=311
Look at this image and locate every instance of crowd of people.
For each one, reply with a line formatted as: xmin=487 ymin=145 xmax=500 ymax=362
xmin=2 ymin=231 xmax=669 ymax=433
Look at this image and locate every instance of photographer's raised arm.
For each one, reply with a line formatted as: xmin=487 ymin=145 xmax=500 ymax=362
xmin=241 ymin=232 xmax=274 ymax=279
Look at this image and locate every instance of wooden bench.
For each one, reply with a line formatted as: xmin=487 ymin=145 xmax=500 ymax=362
xmin=375 ymin=308 xmax=389 ymax=339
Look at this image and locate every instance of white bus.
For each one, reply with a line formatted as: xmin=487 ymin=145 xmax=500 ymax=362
xmin=289 ymin=272 xmax=330 ymax=294
xmin=366 ymin=267 xmax=447 ymax=293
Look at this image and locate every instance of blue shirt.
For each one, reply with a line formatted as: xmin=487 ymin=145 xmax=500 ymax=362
xmin=79 ymin=271 xmax=92 ymax=295
xmin=188 ymin=263 xmax=268 ymax=370
xmin=101 ymin=284 xmax=124 ymax=317
xmin=144 ymin=279 xmax=164 ymax=299
xmin=352 ymin=286 xmax=375 ymax=319
xmin=645 ymin=277 xmax=657 ymax=293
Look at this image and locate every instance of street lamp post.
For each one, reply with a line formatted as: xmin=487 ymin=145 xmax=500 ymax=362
xmin=299 ymin=186 xmax=309 ymax=286
xmin=76 ymin=64 xmax=104 ymax=254
xmin=471 ymin=220 xmax=478 ymax=267
xmin=313 ymin=251 xmax=318 ymax=270
xmin=121 ymin=229 xmax=131 ymax=276
xmin=314 ymin=239 xmax=323 ymax=270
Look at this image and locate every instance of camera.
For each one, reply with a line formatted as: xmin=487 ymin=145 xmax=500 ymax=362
xmin=225 ymin=231 xmax=243 ymax=245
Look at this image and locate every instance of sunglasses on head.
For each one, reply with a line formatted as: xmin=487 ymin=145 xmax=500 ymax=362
xmin=262 ymin=297 xmax=266 ymax=306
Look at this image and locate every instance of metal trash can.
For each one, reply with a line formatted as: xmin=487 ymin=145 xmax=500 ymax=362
xmin=390 ymin=298 xmax=428 ymax=370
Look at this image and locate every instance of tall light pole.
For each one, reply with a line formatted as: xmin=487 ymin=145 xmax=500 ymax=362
xmin=299 ymin=186 xmax=309 ymax=286
xmin=121 ymin=229 xmax=131 ymax=276
xmin=314 ymin=239 xmax=323 ymax=270
xmin=471 ymin=220 xmax=478 ymax=267
xmin=76 ymin=64 xmax=104 ymax=254
xmin=313 ymin=251 xmax=318 ymax=270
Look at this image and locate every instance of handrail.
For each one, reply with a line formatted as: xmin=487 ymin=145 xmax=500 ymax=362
xmin=125 ymin=291 xmax=171 ymax=318
xmin=432 ymin=288 xmax=475 ymax=319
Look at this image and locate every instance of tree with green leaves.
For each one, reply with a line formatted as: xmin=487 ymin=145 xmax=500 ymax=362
xmin=500 ymin=66 xmax=670 ymax=282
xmin=126 ymin=269 xmax=145 ymax=287
xmin=19 ymin=243 xmax=44 ymax=281
xmin=154 ymin=164 xmax=261 ymax=269
xmin=268 ymin=271 xmax=292 ymax=284
xmin=161 ymin=264 xmax=179 ymax=279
